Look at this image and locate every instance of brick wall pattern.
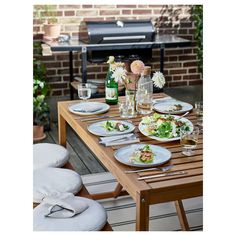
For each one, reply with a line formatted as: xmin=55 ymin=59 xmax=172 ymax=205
xmin=33 ymin=4 xmax=202 ymax=97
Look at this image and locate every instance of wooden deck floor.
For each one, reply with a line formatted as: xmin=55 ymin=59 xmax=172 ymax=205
xmin=37 ymin=85 xmax=202 ymax=175
xmin=40 ymin=123 xmax=107 ymax=175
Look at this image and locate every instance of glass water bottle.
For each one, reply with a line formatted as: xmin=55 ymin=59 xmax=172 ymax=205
xmin=105 ymin=65 xmax=118 ymax=105
xmin=136 ymin=66 xmax=153 ymax=114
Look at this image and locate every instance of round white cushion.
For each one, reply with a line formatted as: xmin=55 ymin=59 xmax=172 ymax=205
xmin=34 ymin=168 xmax=83 ymax=203
xmin=33 ymin=197 xmax=107 ymax=231
xmin=33 ymin=143 xmax=69 ymax=170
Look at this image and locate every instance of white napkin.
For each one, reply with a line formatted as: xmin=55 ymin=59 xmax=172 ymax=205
xmin=73 ymin=103 xmax=102 ymax=113
xmin=99 ymin=133 xmax=140 ymax=146
xmin=43 ymin=192 xmax=89 ymax=218
xmin=99 ymin=133 xmax=134 ymax=143
xmin=103 ymin=138 xmax=140 ymax=146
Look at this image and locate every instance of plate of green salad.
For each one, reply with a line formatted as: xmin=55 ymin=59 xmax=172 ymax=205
xmin=87 ymin=120 xmax=135 ymax=136
xmin=139 ymin=113 xmax=193 ymax=142
xmin=114 ymin=144 xmax=171 ymax=167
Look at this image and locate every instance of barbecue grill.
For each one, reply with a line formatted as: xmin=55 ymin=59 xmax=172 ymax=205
xmin=44 ymin=19 xmax=191 ymax=99
xmin=80 ymin=20 xmax=156 ymax=63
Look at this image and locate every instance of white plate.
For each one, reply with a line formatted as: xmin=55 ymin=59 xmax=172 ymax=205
xmin=68 ymin=102 xmax=110 ymax=116
xmin=114 ymin=144 xmax=171 ymax=167
xmin=153 ymin=100 xmax=193 ymax=114
xmin=87 ymin=120 xmax=135 ymax=137
xmin=139 ymin=115 xmax=194 ymax=142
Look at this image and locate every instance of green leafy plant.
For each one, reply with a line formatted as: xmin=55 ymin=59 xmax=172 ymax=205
xmin=192 ymin=5 xmax=203 ymax=74
xmin=33 ymin=43 xmax=50 ymax=126
xmin=33 ymin=94 xmax=50 ymax=126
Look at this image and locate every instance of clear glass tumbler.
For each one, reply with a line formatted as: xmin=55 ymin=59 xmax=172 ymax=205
xmin=195 ymin=101 xmax=203 ymax=127
xmin=180 ymin=126 xmax=199 ymax=156
xmin=78 ymin=83 xmax=92 ymax=101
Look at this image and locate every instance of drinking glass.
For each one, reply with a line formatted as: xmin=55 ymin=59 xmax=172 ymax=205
xmin=119 ymin=101 xmax=136 ymax=118
xmin=180 ymin=126 xmax=199 ymax=156
xmin=195 ymin=101 xmax=203 ymax=127
xmin=78 ymin=83 xmax=92 ymax=101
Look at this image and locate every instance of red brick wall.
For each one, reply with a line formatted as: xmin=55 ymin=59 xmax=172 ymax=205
xmin=33 ymin=5 xmax=202 ymax=97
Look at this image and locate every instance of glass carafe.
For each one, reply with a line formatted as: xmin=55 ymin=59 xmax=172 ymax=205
xmin=136 ymin=66 xmax=153 ymax=114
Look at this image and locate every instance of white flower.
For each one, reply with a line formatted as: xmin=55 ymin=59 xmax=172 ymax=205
xmin=111 ymin=67 xmax=127 ymax=83
xmin=152 ymin=71 xmax=166 ymax=88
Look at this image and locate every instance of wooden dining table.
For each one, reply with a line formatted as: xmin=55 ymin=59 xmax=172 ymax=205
xmin=57 ymin=93 xmax=203 ymax=231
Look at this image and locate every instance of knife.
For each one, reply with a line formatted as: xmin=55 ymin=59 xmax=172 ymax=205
xmin=73 ymin=108 xmax=102 ymax=113
xmin=80 ymin=115 xmax=120 ymax=122
xmin=124 ymin=164 xmax=174 ymax=174
xmin=138 ymin=171 xmax=187 ymax=180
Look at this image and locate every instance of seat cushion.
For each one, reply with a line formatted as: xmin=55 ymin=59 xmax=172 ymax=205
xmin=33 ymin=197 xmax=107 ymax=231
xmin=33 ymin=143 xmax=69 ymax=170
xmin=34 ymin=168 xmax=83 ymax=203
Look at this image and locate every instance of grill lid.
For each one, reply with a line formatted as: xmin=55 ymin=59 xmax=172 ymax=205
xmin=85 ymin=20 xmax=155 ymax=44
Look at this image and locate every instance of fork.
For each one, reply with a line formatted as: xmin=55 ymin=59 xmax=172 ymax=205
xmin=124 ymin=164 xmax=174 ymax=174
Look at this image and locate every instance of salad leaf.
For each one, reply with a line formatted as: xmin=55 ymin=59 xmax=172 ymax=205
xmin=142 ymin=145 xmax=151 ymax=151
xmin=153 ymin=113 xmax=161 ymax=120
xmin=102 ymin=121 xmax=129 ymax=132
xmin=156 ymin=122 xmax=173 ymax=138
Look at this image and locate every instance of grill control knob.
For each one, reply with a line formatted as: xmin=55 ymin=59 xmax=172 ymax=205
xmin=116 ymin=20 xmax=124 ymax=28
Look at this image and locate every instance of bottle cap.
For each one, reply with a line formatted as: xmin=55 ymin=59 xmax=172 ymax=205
xmin=142 ymin=66 xmax=151 ymax=76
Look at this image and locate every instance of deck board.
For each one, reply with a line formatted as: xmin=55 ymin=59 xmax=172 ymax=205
xmin=40 ymin=123 xmax=106 ymax=175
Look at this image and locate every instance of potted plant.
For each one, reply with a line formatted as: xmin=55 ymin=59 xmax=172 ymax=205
xmin=33 ymin=94 xmax=50 ymax=141
xmin=33 ymin=58 xmax=50 ymax=141
xmin=34 ymin=5 xmax=61 ymax=39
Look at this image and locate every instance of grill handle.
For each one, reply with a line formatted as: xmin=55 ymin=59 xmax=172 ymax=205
xmin=103 ymin=35 xmax=146 ymax=41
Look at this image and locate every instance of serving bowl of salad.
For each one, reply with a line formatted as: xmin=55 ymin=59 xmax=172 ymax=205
xmin=139 ymin=113 xmax=193 ymax=142
xmin=114 ymin=144 xmax=171 ymax=167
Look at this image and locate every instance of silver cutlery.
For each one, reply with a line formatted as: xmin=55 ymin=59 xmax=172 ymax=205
xmin=138 ymin=171 xmax=187 ymax=180
xmin=124 ymin=164 xmax=174 ymax=174
xmin=99 ymin=133 xmax=135 ymax=144
xmin=80 ymin=115 xmax=120 ymax=122
xmin=73 ymin=108 xmax=102 ymax=113
xmin=100 ymin=134 xmax=137 ymax=145
xmin=181 ymin=111 xmax=189 ymax=117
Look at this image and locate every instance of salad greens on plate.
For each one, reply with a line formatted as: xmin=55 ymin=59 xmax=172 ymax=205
xmin=130 ymin=145 xmax=154 ymax=164
xmin=141 ymin=113 xmax=191 ymax=139
xmin=102 ymin=120 xmax=129 ymax=132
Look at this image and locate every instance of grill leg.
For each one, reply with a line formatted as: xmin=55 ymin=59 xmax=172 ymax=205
xmin=160 ymin=45 xmax=165 ymax=73
xmin=69 ymin=51 xmax=74 ymax=100
xmin=81 ymin=46 xmax=87 ymax=83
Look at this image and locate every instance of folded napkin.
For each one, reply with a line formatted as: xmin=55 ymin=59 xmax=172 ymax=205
xmin=99 ymin=133 xmax=134 ymax=144
xmin=99 ymin=133 xmax=140 ymax=146
xmin=104 ymin=138 xmax=140 ymax=147
xmin=73 ymin=103 xmax=102 ymax=113
xmin=43 ymin=192 xmax=89 ymax=218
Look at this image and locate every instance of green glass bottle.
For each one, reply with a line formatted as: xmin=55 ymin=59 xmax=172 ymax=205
xmin=105 ymin=65 xmax=118 ymax=105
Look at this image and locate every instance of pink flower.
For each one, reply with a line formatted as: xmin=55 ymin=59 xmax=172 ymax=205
xmin=130 ymin=60 xmax=145 ymax=75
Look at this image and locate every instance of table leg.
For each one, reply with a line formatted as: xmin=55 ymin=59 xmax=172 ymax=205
xmin=136 ymin=192 xmax=149 ymax=231
xmin=58 ymin=113 xmax=67 ymax=147
xmin=175 ymin=200 xmax=190 ymax=231
xmin=91 ymin=183 xmax=128 ymax=200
